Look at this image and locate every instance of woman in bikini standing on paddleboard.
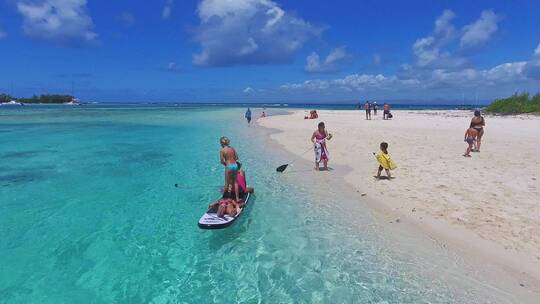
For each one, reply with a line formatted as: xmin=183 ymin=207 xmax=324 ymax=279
xmin=220 ymin=136 xmax=240 ymax=202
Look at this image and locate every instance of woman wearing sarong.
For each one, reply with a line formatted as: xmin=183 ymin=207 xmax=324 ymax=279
xmin=311 ymin=122 xmax=332 ymax=171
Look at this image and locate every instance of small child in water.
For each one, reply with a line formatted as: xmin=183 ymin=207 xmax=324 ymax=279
xmin=463 ymin=127 xmax=478 ymax=157
xmin=374 ymin=142 xmax=396 ymax=179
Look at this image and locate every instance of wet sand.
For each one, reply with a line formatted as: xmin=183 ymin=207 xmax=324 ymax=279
xmin=258 ymin=109 xmax=540 ymax=300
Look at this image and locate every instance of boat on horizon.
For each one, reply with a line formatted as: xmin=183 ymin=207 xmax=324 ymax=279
xmin=0 ymin=100 xmax=24 ymax=106
xmin=64 ymin=97 xmax=81 ymax=106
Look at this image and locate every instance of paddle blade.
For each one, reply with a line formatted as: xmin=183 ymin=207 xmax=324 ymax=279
xmin=276 ymin=164 xmax=288 ymax=172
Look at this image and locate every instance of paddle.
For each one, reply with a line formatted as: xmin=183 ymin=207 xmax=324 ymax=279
xmin=276 ymin=146 xmax=313 ymax=172
xmin=276 ymin=128 xmax=336 ymax=173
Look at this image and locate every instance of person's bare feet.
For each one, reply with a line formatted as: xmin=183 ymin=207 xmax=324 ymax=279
xmin=463 ymin=154 xmax=471 ymax=157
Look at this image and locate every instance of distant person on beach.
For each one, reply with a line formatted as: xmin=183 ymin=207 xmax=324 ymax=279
xmin=463 ymin=127 xmax=478 ymax=157
xmin=383 ymin=103 xmax=391 ymax=120
xmin=374 ymin=142 xmax=396 ymax=179
xmin=311 ymin=122 xmax=332 ymax=171
xmin=220 ymin=136 xmax=240 ymax=202
xmin=364 ymin=101 xmax=371 ymax=120
xmin=373 ymin=102 xmax=378 ymax=116
xmin=245 ymin=108 xmax=252 ymax=124
xmin=261 ymin=111 xmax=266 ymax=118
xmin=470 ymin=110 xmax=485 ymax=152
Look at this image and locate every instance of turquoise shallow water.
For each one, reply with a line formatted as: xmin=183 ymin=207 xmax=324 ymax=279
xmin=0 ymin=106 xmax=507 ymax=303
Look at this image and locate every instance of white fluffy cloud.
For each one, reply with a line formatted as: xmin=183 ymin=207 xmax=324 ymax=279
xmin=117 ymin=11 xmax=135 ymax=28
xmin=163 ymin=62 xmax=181 ymax=72
xmin=460 ymin=10 xmax=500 ymax=49
xmin=434 ymin=9 xmax=456 ymax=39
xmin=282 ymin=74 xmax=395 ymax=92
xmin=278 ymin=11 xmax=539 ymax=99
xmin=193 ymin=0 xmax=322 ymax=66
xmin=162 ymin=0 xmax=173 ymax=19
xmin=281 ymin=61 xmax=529 ymax=94
xmin=243 ymin=87 xmax=254 ymax=93
xmin=305 ymin=47 xmax=349 ymax=73
xmin=412 ymin=10 xmax=466 ymax=69
xmin=523 ymin=43 xmax=540 ymax=79
xmin=17 ymin=0 xmax=98 ymax=46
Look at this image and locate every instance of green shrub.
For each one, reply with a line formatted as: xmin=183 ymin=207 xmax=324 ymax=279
xmin=486 ymin=93 xmax=540 ymax=114
xmin=17 ymin=94 xmax=74 ymax=104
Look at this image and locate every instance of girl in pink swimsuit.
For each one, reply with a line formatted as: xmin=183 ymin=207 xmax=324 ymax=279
xmin=236 ymin=162 xmax=254 ymax=197
xmin=311 ymin=122 xmax=332 ymax=171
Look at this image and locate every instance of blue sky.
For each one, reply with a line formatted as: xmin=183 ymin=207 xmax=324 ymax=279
xmin=0 ymin=0 xmax=539 ymax=103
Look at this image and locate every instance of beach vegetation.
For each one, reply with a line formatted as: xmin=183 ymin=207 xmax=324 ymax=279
xmin=486 ymin=93 xmax=540 ymax=114
xmin=16 ymin=94 xmax=75 ymax=104
xmin=0 ymin=94 xmax=15 ymax=102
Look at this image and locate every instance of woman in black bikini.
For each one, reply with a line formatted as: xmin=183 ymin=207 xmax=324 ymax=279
xmin=470 ymin=110 xmax=485 ymax=152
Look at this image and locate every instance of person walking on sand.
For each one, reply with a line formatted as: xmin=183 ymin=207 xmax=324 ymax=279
xmin=463 ymin=127 xmax=478 ymax=157
xmin=311 ymin=122 xmax=332 ymax=171
xmin=374 ymin=142 xmax=396 ymax=179
xmin=245 ymin=108 xmax=252 ymax=124
xmin=383 ymin=103 xmax=391 ymax=120
xmin=470 ymin=110 xmax=485 ymax=152
xmin=373 ymin=101 xmax=378 ymax=116
xmin=220 ymin=136 xmax=240 ymax=202
xmin=364 ymin=101 xmax=371 ymax=120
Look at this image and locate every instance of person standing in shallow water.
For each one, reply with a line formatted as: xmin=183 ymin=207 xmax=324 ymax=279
xmin=311 ymin=122 xmax=332 ymax=171
xmin=245 ymin=108 xmax=252 ymax=124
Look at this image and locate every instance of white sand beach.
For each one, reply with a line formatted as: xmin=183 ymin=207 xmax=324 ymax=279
xmin=259 ymin=109 xmax=540 ymax=289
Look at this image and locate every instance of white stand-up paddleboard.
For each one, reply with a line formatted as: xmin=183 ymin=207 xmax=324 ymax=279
xmin=198 ymin=192 xmax=251 ymax=229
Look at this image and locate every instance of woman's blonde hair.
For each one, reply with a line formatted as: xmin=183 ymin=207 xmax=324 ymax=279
xmin=220 ymin=136 xmax=230 ymax=145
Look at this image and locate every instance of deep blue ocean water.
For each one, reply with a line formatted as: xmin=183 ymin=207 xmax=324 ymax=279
xmin=0 ymin=105 xmax=505 ymax=303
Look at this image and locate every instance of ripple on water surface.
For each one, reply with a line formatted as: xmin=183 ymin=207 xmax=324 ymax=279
xmin=0 ymin=106 xmax=512 ymax=303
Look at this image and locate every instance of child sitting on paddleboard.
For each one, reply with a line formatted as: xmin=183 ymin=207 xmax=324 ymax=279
xmin=209 ymin=184 xmax=241 ymax=218
xmin=374 ymin=142 xmax=396 ymax=179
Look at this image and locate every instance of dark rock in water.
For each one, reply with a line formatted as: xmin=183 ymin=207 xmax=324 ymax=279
xmin=0 ymin=166 xmax=56 ymax=186
xmin=0 ymin=173 xmax=38 ymax=184
xmin=0 ymin=150 xmax=56 ymax=159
